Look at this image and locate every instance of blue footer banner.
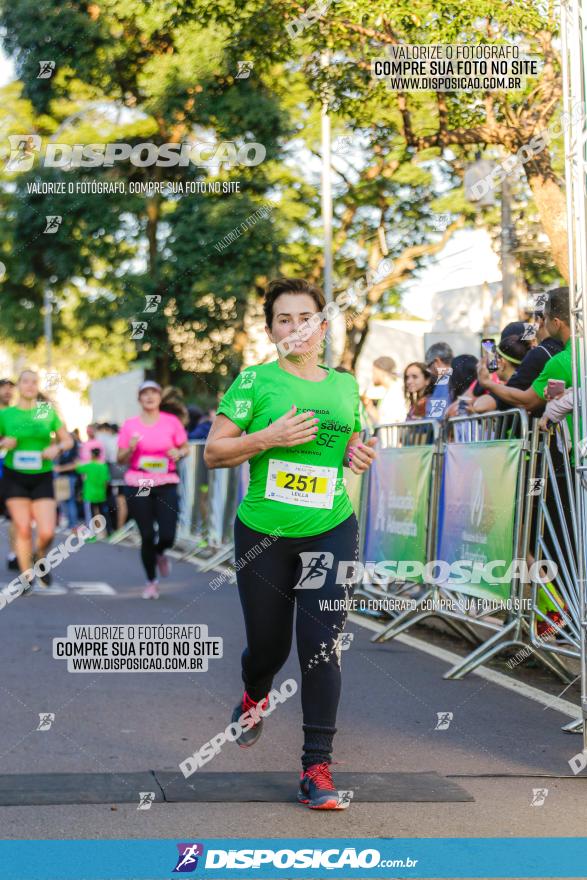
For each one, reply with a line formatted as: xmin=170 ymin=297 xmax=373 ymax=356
xmin=0 ymin=838 xmax=586 ymax=879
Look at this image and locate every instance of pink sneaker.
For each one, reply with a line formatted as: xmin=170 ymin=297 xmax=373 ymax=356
xmin=141 ymin=581 xmax=160 ymax=600
xmin=156 ymin=554 xmax=171 ymax=578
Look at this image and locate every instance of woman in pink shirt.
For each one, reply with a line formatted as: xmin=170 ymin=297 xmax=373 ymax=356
xmin=117 ymin=380 xmax=189 ymax=599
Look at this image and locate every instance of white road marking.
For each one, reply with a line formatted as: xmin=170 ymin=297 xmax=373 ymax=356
xmin=67 ymin=582 xmax=117 ymax=595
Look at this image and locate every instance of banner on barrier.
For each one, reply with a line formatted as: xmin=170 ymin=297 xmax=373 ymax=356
xmin=364 ymin=445 xmax=434 ymax=583
xmin=436 ymin=440 xmax=520 ymax=601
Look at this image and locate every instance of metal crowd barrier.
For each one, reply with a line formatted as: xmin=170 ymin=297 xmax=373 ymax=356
xmin=528 ymin=422 xmax=582 ymax=711
xmin=175 ymin=440 xmax=240 ymax=571
xmin=171 ymin=416 xmax=577 ymax=692
xmin=364 ymin=411 xmax=574 ymax=683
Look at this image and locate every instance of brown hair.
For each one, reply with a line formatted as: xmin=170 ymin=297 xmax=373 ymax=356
xmin=403 ymin=361 xmax=434 ymax=402
xmin=373 ymin=356 xmax=397 ymax=376
xmin=263 ymin=278 xmax=326 ymax=328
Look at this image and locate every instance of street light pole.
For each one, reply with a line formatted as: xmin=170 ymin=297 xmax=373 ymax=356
xmin=320 ymin=50 xmax=333 ymax=367
xmin=500 ymin=174 xmax=515 ymax=313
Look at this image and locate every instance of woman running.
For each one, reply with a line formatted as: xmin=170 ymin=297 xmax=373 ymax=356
xmin=0 ymin=370 xmax=72 ymax=591
xmin=205 ymin=277 xmax=377 ymax=810
xmin=117 ymin=380 xmax=189 ymax=599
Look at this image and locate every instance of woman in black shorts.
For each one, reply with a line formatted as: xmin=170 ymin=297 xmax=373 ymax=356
xmin=0 ymin=370 xmax=72 ymax=590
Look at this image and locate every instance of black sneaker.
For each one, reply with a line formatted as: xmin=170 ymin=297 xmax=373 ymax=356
xmin=298 ymin=762 xmax=348 ymax=810
xmin=6 ymin=555 xmax=18 ymax=571
xmin=230 ymin=690 xmax=269 ymax=748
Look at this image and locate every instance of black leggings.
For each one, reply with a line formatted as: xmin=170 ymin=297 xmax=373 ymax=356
xmin=126 ymin=483 xmax=179 ymax=581
xmin=234 ymin=512 xmax=359 ymax=770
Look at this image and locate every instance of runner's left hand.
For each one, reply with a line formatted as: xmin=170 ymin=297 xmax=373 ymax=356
xmin=167 ymin=447 xmax=182 ymax=461
xmin=346 ymin=437 xmax=377 ymax=474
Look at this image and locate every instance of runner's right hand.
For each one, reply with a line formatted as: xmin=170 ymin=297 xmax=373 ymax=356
xmin=263 ymin=406 xmax=320 ymax=448
xmin=129 ymin=433 xmax=141 ymax=451
xmin=2 ymin=436 xmax=17 ymax=450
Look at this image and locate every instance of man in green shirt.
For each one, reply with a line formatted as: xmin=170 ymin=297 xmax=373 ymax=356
xmin=477 ymin=287 xmax=572 ymax=415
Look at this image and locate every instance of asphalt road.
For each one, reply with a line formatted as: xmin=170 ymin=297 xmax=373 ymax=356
xmin=0 ymin=525 xmax=585 ymax=851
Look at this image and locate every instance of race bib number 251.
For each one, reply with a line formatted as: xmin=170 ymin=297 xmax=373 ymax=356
xmin=265 ymin=459 xmax=337 ymax=509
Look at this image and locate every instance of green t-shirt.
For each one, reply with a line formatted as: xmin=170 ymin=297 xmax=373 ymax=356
xmin=217 ymin=361 xmax=361 ymax=537
xmin=532 ymin=339 xmax=574 ymax=436
xmin=76 ymin=461 xmax=110 ymax=502
xmin=0 ymin=404 xmax=63 ymax=474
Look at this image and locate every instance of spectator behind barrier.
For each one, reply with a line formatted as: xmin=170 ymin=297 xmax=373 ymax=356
xmin=189 ymin=408 xmax=217 ymax=441
xmin=187 ymin=405 xmax=204 ymax=436
xmin=161 ymin=385 xmax=189 ymax=426
xmin=476 ymin=312 xmax=563 ymax=413
xmin=79 ymin=423 xmax=106 ymax=462
xmin=424 ymin=342 xmax=453 ymax=420
xmin=473 ymin=335 xmax=532 ymax=414
xmin=475 ymin=287 xmax=571 ymax=419
xmin=96 ymin=422 xmax=118 ymax=463
xmin=445 ymin=355 xmax=478 ymax=418
xmin=404 ymin=362 xmax=434 ymax=420
xmin=366 ymin=357 xmax=406 ymax=426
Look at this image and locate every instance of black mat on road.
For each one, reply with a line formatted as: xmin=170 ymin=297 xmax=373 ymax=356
xmin=0 ymin=771 xmax=162 ymax=805
xmin=0 ymin=770 xmax=473 ymax=805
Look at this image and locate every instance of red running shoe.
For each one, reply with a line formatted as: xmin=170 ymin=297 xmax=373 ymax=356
xmin=537 ymin=610 xmax=564 ymax=638
xmin=230 ymin=690 xmax=269 ymax=748
xmin=297 ymin=762 xmax=348 ymax=810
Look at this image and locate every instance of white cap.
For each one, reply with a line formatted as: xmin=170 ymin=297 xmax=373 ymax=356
xmin=138 ymin=380 xmax=162 ymax=394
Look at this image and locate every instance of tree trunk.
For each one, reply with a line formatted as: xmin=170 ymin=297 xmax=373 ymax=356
xmin=523 ymin=149 xmax=569 ymax=282
xmin=145 ymin=193 xmax=170 ymax=384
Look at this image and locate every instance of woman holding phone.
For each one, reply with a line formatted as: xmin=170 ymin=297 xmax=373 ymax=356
xmin=117 ymin=381 xmax=189 ymax=599
xmin=0 ymin=370 xmax=72 ymax=590
xmin=205 ymin=277 xmax=377 ymax=810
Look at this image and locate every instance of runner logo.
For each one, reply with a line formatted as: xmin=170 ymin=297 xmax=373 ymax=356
xmin=137 ymin=791 xmax=155 ymax=810
xmin=130 ymin=321 xmax=148 ymax=339
xmin=37 ymin=60 xmax=56 ymax=79
xmin=333 ymin=631 xmax=353 ymax=664
xmin=5 ymin=134 xmax=41 ymax=172
xmin=294 ymin=551 xmax=334 ymax=589
xmin=336 ymin=632 xmax=354 ymax=651
xmin=236 ymin=61 xmax=253 ymax=78
xmin=239 ymin=371 xmax=256 ymax=389
xmin=528 ymin=478 xmax=545 ymax=496
xmin=44 ymin=215 xmax=62 ymax=233
xmin=435 ymin=711 xmax=453 ymax=730
xmin=143 ymin=295 xmax=161 ymax=313
xmin=429 ymin=398 xmax=447 ymax=416
xmin=136 ymin=479 xmax=154 ymax=497
xmin=37 ymin=713 xmax=55 ymax=731
xmin=234 ymin=399 xmax=252 ymax=418
xmin=44 ymin=371 xmax=61 ymax=390
xmin=34 ymin=401 xmax=52 ymax=420
xmin=173 ymin=843 xmax=204 ymax=872
xmin=337 ymin=789 xmax=354 ymax=807
xmin=530 ymin=787 xmax=549 ymax=806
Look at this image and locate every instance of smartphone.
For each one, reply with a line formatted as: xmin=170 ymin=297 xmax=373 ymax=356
xmin=547 ymin=379 xmax=566 ymax=399
xmin=481 ymin=338 xmax=498 ymax=372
